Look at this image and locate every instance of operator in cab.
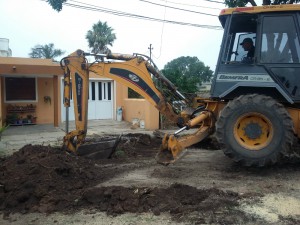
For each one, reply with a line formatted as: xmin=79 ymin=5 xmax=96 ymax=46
xmin=240 ymin=38 xmax=255 ymax=63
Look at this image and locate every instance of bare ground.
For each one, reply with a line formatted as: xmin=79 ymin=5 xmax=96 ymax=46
xmin=1 ymin=133 xmax=300 ymax=225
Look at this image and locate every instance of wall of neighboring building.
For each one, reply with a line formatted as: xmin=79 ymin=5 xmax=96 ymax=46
xmin=114 ymin=83 xmax=159 ymax=130
xmin=0 ymin=56 xmax=63 ymax=126
xmin=3 ymin=77 xmax=56 ymax=125
xmin=123 ymin=99 xmax=159 ymax=130
xmin=57 ymin=76 xmax=62 ymax=125
xmin=115 ymin=82 xmax=127 ymax=120
xmin=36 ymin=77 xmax=54 ymax=124
xmin=0 ymin=56 xmax=159 ymax=128
xmin=0 ymin=38 xmax=12 ymax=57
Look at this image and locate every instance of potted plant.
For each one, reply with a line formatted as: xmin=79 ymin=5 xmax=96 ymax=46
xmin=44 ymin=96 xmax=51 ymax=105
xmin=6 ymin=113 xmax=18 ymax=125
xmin=27 ymin=114 xmax=33 ymax=124
xmin=17 ymin=116 xmax=23 ymax=125
xmin=26 ymin=115 xmax=37 ymax=124
xmin=33 ymin=117 xmax=37 ymax=124
xmin=0 ymin=117 xmax=9 ymax=140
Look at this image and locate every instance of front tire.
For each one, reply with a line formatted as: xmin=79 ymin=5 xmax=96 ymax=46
xmin=216 ymin=94 xmax=294 ymax=167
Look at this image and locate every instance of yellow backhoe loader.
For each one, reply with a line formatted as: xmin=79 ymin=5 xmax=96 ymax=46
xmin=61 ymin=4 xmax=300 ymax=166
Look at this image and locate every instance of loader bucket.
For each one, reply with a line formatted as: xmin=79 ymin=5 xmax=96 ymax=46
xmin=155 ymin=134 xmax=185 ymax=165
xmin=155 ymin=148 xmax=174 ymax=165
xmin=155 ymin=111 xmax=214 ymax=165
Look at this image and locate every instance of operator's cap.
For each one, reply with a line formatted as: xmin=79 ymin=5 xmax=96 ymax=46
xmin=240 ymin=38 xmax=253 ymax=45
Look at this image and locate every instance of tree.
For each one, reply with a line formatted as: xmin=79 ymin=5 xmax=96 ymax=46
xmin=161 ymin=57 xmax=213 ymax=94
xmin=46 ymin=0 xmax=67 ymax=12
xmin=225 ymin=0 xmax=300 ymax=7
xmin=225 ymin=0 xmax=255 ymax=7
xmin=29 ymin=43 xmax=65 ymax=60
xmin=86 ymin=21 xmax=116 ymax=55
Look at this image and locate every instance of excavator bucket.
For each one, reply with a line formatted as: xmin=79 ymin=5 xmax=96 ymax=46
xmin=63 ymin=132 xmax=122 ymax=160
xmin=77 ymin=135 xmax=122 ymax=159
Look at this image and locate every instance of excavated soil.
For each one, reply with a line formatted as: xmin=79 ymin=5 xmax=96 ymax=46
xmin=1 ymin=133 xmax=300 ymax=224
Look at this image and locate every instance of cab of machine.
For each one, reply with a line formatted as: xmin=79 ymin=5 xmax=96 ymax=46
xmin=211 ymin=4 xmax=300 ymax=103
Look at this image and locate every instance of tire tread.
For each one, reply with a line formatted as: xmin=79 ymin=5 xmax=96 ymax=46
xmin=216 ymin=94 xmax=295 ymax=167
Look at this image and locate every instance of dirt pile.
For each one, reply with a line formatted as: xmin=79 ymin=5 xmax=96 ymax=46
xmin=81 ymin=184 xmax=247 ymax=224
xmin=0 ymin=133 xmax=258 ymax=224
xmin=0 ymin=145 xmax=106 ymax=214
xmin=0 ymin=134 xmax=157 ymax=214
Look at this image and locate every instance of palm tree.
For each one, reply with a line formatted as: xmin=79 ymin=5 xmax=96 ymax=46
xmin=29 ymin=43 xmax=65 ymax=60
xmin=46 ymin=0 xmax=67 ymax=12
xmin=86 ymin=21 xmax=116 ymax=54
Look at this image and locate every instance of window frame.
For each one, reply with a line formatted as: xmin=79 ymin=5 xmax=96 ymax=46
xmin=259 ymin=14 xmax=300 ymax=64
xmin=4 ymin=76 xmax=38 ymax=103
xmin=221 ymin=13 xmax=258 ymax=64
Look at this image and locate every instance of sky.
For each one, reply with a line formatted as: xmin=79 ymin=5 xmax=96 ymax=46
xmin=0 ymin=0 xmax=227 ymax=71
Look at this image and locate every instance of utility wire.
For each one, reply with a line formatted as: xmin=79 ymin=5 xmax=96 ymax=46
xmin=201 ymin=0 xmax=225 ymax=4
xmin=156 ymin=0 xmax=167 ymax=59
xmin=58 ymin=0 xmax=222 ymax=29
xmin=40 ymin=0 xmax=222 ymax=30
xmin=157 ymin=0 xmax=222 ymax=10
xmin=139 ymin=0 xmax=218 ymax=16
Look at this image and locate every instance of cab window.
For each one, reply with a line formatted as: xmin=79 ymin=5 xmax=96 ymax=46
xmin=260 ymin=16 xmax=300 ymax=63
xmin=222 ymin=13 xmax=257 ymax=64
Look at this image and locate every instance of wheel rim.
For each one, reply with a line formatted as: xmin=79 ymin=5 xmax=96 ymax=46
xmin=234 ymin=112 xmax=273 ymax=151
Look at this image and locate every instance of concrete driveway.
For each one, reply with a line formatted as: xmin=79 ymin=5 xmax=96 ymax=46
xmin=0 ymin=120 xmax=151 ymax=156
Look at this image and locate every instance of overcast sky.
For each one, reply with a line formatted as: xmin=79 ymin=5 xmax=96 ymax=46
xmin=1 ymin=0 xmax=227 ymax=70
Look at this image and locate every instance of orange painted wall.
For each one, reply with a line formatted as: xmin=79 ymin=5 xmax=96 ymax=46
xmin=36 ymin=77 xmax=54 ymax=124
xmin=57 ymin=77 xmax=62 ymax=124
xmin=3 ymin=77 xmax=55 ymax=125
xmin=122 ymin=99 xmax=159 ymax=130
xmin=1 ymin=73 xmax=158 ymax=129
xmin=113 ymin=82 xmax=159 ymax=130
xmin=77 ymin=72 xmax=159 ymax=130
xmin=115 ymin=82 xmax=127 ymax=119
xmin=144 ymin=100 xmax=160 ymax=130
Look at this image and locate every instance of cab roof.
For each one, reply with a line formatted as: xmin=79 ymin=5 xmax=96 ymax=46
xmin=219 ymin=4 xmax=300 ymax=16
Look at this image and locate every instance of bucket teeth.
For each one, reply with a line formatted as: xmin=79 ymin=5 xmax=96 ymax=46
xmin=155 ymin=134 xmax=184 ymax=165
xmin=155 ymin=148 xmax=174 ymax=166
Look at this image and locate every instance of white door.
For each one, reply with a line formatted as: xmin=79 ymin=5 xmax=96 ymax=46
xmin=89 ymin=81 xmax=113 ymax=119
xmin=61 ymin=79 xmax=113 ymax=121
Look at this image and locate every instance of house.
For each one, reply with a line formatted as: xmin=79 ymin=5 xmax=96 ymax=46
xmin=0 ymin=56 xmax=159 ymax=130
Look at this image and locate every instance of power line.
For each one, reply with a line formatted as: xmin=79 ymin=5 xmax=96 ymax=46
xmin=157 ymin=1 xmax=167 ymax=59
xmin=41 ymin=0 xmax=222 ymax=30
xmin=61 ymin=0 xmax=222 ymax=29
xmin=201 ymin=0 xmax=225 ymax=4
xmin=139 ymin=0 xmax=218 ymax=17
xmin=64 ymin=0 xmax=222 ymax=30
xmin=157 ymin=0 xmax=222 ymax=10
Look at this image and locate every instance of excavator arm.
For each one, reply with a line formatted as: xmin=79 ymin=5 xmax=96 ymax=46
xmin=61 ymin=50 xmax=217 ymax=164
xmin=62 ymin=51 xmax=89 ymax=153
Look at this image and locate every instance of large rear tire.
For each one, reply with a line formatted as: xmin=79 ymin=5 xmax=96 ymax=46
xmin=216 ymin=94 xmax=294 ymax=167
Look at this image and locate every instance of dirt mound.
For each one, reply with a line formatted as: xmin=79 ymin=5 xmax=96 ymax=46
xmin=82 ymin=184 xmax=248 ymax=224
xmin=0 ymin=134 xmax=158 ymax=214
xmin=0 ymin=134 xmax=257 ymax=224
xmin=112 ymin=133 xmax=160 ymax=158
xmin=0 ymin=145 xmax=106 ymax=214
